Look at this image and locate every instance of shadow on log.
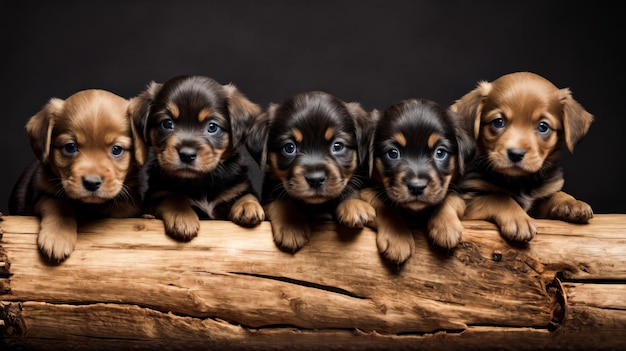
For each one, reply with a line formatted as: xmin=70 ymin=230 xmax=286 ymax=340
xmin=1 ymin=214 xmax=625 ymax=350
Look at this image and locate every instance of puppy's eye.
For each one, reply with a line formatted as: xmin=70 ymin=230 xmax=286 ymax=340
xmin=111 ymin=145 xmax=124 ymax=157
xmin=161 ymin=118 xmax=174 ymax=130
xmin=387 ymin=148 xmax=399 ymax=160
xmin=537 ymin=121 xmax=551 ymax=135
xmin=282 ymin=142 xmax=296 ymax=155
xmin=491 ymin=118 xmax=506 ymax=130
xmin=331 ymin=142 xmax=345 ymax=154
xmin=64 ymin=143 xmax=78 ymax=155
xmin=207 ymin=122 xmax=221 ymax=134
xmin=434 ymin=147 xmax=449 ymax=160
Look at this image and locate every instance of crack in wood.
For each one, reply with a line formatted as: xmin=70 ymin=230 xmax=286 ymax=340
xmin=230 ymin=272 xmax=368 ymax=299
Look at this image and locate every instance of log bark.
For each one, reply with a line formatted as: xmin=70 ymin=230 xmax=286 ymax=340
xmin=1 ymin=214 xmax=625 ymax=350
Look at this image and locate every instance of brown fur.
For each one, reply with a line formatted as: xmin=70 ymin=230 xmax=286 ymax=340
xmin=451 ymin=71 xmax=594 ymax=241
xmin=9 ymin=90 xmax=147 ymax=262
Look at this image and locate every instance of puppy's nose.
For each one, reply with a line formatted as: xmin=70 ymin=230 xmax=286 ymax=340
xmin=178 ymin=147 xmax=197 ymax=164
xmin=407 ymin=178 xmax=428 ymax=196
xmin=82 ymin=176 xmax=102 ymax=192
xmin=507 ymin=149 xmax=526 ymax=163
xmin=305 ymin=170 xmax=327 ymax=189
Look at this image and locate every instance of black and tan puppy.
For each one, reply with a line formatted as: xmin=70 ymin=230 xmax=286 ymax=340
xmin=9 ymin=89 xmax=147 ymax=262
xmin=131 ymin=75 xmax=264 ymax=241
xmin=361 ymin=99 xmax=474 ymax=264
xmin=247 ymin=91 xmax=375 ymax=252
xmin=451 ymin=71 xmax=594 ymax=242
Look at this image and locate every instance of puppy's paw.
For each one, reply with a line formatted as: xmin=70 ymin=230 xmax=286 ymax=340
xmin=376 ymin=227 xmax=415 ymax=264
xmin=271 ymin=221 xmax=310 ymax=253
xmin=549 ymin=199 xmax=593 ymax=223
xmin=336 ymin=198 xmax=376 ymax=228
xmin=38 ymin=227 xmax=77 ymax=262
xmin=162 ymin=211 xmax=200 ymax=241
xmin=496 ymin=214 xmax=537 ymax=242
xmin=230 ymin=195 xmax=265 ymax=227
xmin=428 ymin=215 xmax=463 ymax=249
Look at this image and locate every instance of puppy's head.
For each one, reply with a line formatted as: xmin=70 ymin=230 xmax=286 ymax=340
xmin=26 ymin=89 xmax=145 ymax=203
xmin=130 ymin=75 xmax=261 ymax=178
xmin=451 ymin=71 xmax=593 ymax=176
xmin=248 ymin=91 xmax=373 ymax=204
xmin=372 ymin=99 xmax=474 ymax=211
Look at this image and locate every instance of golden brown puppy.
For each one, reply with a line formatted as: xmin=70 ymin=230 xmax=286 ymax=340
xmin=247 ymin=91 xmax=376 ymax=252
xmin=9 ymin=89 xmax=147 ymax=262
xmin=130 ymin=75 xmax=264 ymax=241
xmin=451 ymin=71 xmax=594 ymax=242
xmin=361 ymin=99 xmax=475 ymax=264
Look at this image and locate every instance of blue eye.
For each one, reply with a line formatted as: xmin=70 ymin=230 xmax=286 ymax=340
xmin=537 ymin=121 xmax=551 ymax=135
xmin=387 ymin=148 xmax=399 ymax=160
xmin=64 ymin=143 xmax=78 ymax=155
xmin=283 ymin=142 xmax=296 ymax=155
xmin=161 ymin=118 xmax=174 ymax=130
xmin=111 ymin=145 xmax=124 ymax=157
xmin=434 ymin=147 xmax=449 ymax=160
xmin=491 ymin=117 xmax=506 ymax=130
xmin=332 ymin=142 xmax=344 ymax=153
xmin=207 ymin=122 xmax=221 ymax=134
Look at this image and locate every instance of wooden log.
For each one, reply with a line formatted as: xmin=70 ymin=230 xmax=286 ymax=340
xmin=1 ymin=214 xmax=625 ymax=350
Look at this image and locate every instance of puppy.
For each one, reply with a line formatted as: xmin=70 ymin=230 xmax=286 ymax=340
xmin=247 ymin=91 xmax=376 ymax=252
xmin=451 ymin=71 xmax=594 ymax=242
xmin=360 ymin=99 xmax=475 ymax=264
xmin=9 ymin=89 xmax=147 ymax=262
xmin=130 ymin=75 xmax=264 ymax=241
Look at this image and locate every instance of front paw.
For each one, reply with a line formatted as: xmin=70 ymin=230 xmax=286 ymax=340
xmin=496 ymin=213 xmax=536 ymax=242
xmin=549 ymin=199 xmax=593 ymax=223
xmin=376 ymin=227 xmax=414 ymax=264
xmin=230 ymin=195 xmax=265 ymax=227
xmin=272 ymin=221 xmax=310 ymax=253
xmin=162 ymin=211 xmax=200 ymax=241
xmin=38 ymin=227 xmax=77 ymax=262
xmin=428 ymin=216 xmax=463 ymax=249
xmin=336 ymin=198 xmax=376 ymax=228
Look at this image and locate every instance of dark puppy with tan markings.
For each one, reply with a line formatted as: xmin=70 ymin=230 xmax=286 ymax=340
xmin=361 ymin=99 xmax=475 ymax=264
xmin=451 ymin=71 xmax=594 ymax=242
xmin=247 ymin=91 xmax=376 ymax=252
xmin=131 ymin=75 xmax=265 ymax=241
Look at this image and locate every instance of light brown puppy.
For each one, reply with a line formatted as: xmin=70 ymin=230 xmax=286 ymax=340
xmin=9 ymin=89 xmax=147 ymax=262
xmin=451 ymin=71 xmax=593 ymax=242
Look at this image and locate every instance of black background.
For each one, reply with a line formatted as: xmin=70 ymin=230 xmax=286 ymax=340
xmin=2 ymin=0 xmax=624 ymax=215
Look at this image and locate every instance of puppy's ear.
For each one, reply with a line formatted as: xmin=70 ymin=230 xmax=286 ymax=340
xmin=223 ymin=83 xmax=261 ymax=149
xmin=345 ymin=102 xmax=376 ymax=171
xmin=128 ymin=81 xmax=162 ymax=155
xmin=26 ymin=97 xmax=64 ymax=163
xmin=450 ymin=81 xmax=492 ymax=139
xmin=246 ymin=104 xmax=274 ymax=169
xmin=448 ymin=109 xmax=476 ymax=175
xmin=558 ymin=88 xmax=594 ymax=153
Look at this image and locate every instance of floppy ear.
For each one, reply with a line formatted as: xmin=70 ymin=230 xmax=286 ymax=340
xmin=450 ymin=81 xmax=492 ymax=140
xmin=25 ymin=97 xmax=64 ymax=163
xmin=223 ymin=83 xmax=261 ymax=149
xmin=558 ymin=88 xmax=594 ymax=153
xmin=128 ymin=81 xmax=161 ymax=153
xmin=447 ymin=109 xmax=476 ymax=175
xmin=245 ymin=104 xmax=274 ymax=169
xmin=345 ymin=102 xmax=376 ymax=172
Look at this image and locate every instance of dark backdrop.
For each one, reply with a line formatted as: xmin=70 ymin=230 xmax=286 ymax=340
xmin=2 ymin=0 xmax=624 ymax=214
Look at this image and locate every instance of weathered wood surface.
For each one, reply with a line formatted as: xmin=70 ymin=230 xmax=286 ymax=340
xmin=1 ymin=214 xmax=625 ymax=350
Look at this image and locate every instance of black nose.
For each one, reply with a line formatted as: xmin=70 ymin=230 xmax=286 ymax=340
xmin=82 ymin=176 xmax=102 ymax=192
xmin=179 ymin=147 xmax=197 ymax=164
xmin=407 ymin=178 xmax=428 ymax=196
xmin=305 ymin=170 xmax=327 ymax=189
xmin=507 ymin=149 xmax=526 ymax=163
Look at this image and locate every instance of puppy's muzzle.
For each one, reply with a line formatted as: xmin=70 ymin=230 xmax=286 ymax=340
xmin=305 ymin=168 xmax=327 ymax=189
xmin=178 ymin=146 xmax=198 ymax=164
xmin=407 ymin=176 xmax=428 ymax=196
xmin=507 ymin=148 xmax=526 ymax=163
xmin=82 ymin=176 xmax=103 ymax=192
